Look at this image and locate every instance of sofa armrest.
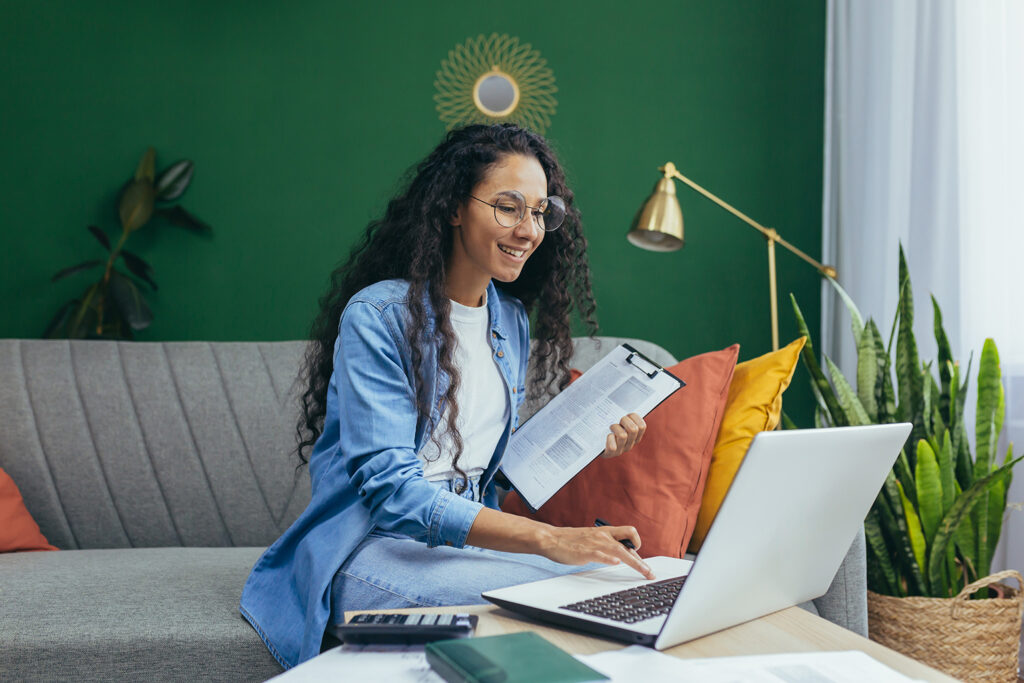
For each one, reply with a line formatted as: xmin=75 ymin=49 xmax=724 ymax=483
xmin=809 ymin=527 xmax=868 ymax=636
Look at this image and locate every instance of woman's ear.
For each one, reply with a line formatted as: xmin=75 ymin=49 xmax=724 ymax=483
xmin=449 ymin=204 xmax=462 ymax=227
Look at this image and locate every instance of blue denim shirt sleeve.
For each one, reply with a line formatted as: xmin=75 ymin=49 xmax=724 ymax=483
xmin=330 ymin=300 xmax=483 ymax=548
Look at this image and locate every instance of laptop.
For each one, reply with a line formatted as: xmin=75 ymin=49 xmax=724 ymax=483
xmin=483 ymin=424 xmax=912 ymax=649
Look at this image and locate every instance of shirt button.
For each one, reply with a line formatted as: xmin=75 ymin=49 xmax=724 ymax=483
xmin=497 ymin=351 xmax=504 ymax=358
xmin=512 ymin=387 xmax=517 ymax=393
xmin=492 ymin=331 xmax=498 ymax=338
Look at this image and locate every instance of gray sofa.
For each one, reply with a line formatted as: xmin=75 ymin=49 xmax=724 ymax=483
xmin=0 ymin=337 xmax=866 ymax=681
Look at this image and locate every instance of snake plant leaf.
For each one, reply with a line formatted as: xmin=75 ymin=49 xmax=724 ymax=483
xmin=897 ymin=479 xmax=928 ymax=593
xmin=894 ymin=449 xmax=916 ymax=508
xmin=108 ymin=270 xmax=153 ymax=330
xmin=856 ymin=322 xmax=879 ymax=420
xmin=895 ymin=276 xmax=924 ymax=446
xmin=781 ymin=412 xmax=798 ymax=430
xmin=915 ymin=439 xmax=943 ymax=546
xmin=870 ymin=319 xmax=897 ymax=422
xmin=825 ymin=276 xmax=865 ymax=346
xmin=791 ymin=294 xmax=847 ymax=426
xmin=134 ymin=147 xmax=155 ymax=182
xmin=87 ymin=225 xmax=111 ymax=251
xmin=118 ymin=179 xmax=156 ymax=232
xmin=866 ymin=507 xmax=900 ymax=596
xmin=51 ymin=259 xmax=103 ymax=282
xmin=158 ymin=205 xmax=212 ymax=233
xmin=155 ymin=160 xmax=194 ymax=201
xmin=922 ymin=366 xmax=933 ymax=434
xmin=985 ymin=457 xmax=1008 ymax=575
xmin=882 ymin=472 xmax=927 ymax=594
xmin=938 ymin=430 xmax=955 ymax=514
xmin=826 ymin=356 xmax=871 ymax=425
xmin=976 ymin=339 xmax=1004 ymax=470
xmin=43 ymin=300 xmax=78 ymax=338
xmin=927 ymin=455 xmax=1024 ymax=597
xmin=120 ymin=250 xmax=158 ymax=290
xmin=932 ymin=296 xmax=953 ymax=419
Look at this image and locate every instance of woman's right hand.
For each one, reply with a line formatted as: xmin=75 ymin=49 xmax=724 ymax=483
xmin=538 ymin=524 xmax=655 ymax=580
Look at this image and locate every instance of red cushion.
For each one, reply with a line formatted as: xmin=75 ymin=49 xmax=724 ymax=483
xmin=501 ymin=345 xmax=739 ymax=558
xmin=0 ymin=467 xmax=58 ymax=552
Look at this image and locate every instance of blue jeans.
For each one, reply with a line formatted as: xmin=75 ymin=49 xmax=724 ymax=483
xmin=328 ymin=476 xmax=597 ymax=624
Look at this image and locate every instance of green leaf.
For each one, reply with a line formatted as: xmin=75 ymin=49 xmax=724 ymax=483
xmin=120 ymin=250 xmax=158 ymax=290
xmin=88 ymin=225 xmax=111 ymax=251
xmin=894 ymin=449 xmax=916 ymax=508
xmin=932 ymin=295 xmax=953 ymax=419
xmin=915 ymin=440 xmax=943 ymax=547
xmin=51 ymin=259 xmax=103 ymax=282
xmin=881 ymin=472 xmax=927 ymax=595
xmin=781 ymin=412 xmax=798 ymax=430
xmin=118 ymin=179 xmax=156 ymax=232
xmin=155 ymin=159 xmax=194 ymax=200
xmin=927 ymin=455 xmax=1024 ymax=597
xmin=135 ymin=147 xmax=156 ymax=182
xmin=938 ymin=430 xmax=955 ymax=515
xmin=895 ymin=260 xmax=924 ymax=444
xmin=825 ymin=356 xmax=871 ymax=425
xmin=897 ymin=479 xmax=928 ymax=593
xmin=976 ymin=339 xmax=1004 ymax=470
xmin=825 ymin=276 xmax=864 ymax=346
xmin=108 ymin=270 xmax=153 ymax=330
xmin=158 ymin=205 xmax=212 ymax=233
xmin=870 ymin=320 xmax=897 ymax=422
xmin=791 ymin=294 xmax=847 ymax=426
xmin=856 ymin=323 xmax=879 ymax=420
xmin=67 ymin=283 xmax=100 ymax=339
xmin=865 ymin=506 xmax=900 ymax=595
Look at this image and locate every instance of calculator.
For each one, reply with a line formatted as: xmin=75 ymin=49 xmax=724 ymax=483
xmin=328 ymin=612 xmax=479 ymax=645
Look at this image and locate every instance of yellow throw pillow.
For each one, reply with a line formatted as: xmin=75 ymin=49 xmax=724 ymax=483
xmin=688 ymin=336 xmax=806 ymax=552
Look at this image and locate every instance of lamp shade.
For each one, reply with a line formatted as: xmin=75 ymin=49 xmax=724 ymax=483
xmin=627 ymin=176 xmax=684 ymax=252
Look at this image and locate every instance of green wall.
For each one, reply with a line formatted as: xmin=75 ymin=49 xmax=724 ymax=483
xmin=0 ymin=0 xmax=825 ymax=420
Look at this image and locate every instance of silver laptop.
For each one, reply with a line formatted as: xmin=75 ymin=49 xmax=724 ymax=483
xmin=484 ymin=424 xmax=912 ymax=649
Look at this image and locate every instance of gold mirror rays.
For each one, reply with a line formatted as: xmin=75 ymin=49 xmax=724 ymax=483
xmin=435 ymin=34 xmax=557 ymax=134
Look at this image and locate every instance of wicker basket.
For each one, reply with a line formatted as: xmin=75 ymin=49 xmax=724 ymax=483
xmin=867 ymin=570 xmax=1024 ymax=682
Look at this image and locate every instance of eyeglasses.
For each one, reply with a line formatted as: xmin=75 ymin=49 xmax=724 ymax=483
xmin=470 ymin=190 xmax=566 ymax=232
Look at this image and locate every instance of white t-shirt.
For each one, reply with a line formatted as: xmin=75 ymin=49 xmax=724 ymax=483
xmin=418 ymin=292 xmax=511 ymax=483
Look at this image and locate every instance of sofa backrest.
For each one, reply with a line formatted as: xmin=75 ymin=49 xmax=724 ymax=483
xmin=0 ymin=337 xmax=675 ymax=549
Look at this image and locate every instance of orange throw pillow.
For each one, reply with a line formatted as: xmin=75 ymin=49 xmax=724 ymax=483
xmin=501 ymin=344 xmax=739 ymax=558
xmin=687 ymin=337 xmax=806 ymax=552
xmin=1 ymin=467 xmax=58 ymax=552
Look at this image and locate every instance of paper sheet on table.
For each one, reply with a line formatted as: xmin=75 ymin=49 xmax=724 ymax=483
xmin=270 ymin=644 xmax=444 ymax=683
xmin=500 ymin=344 xmax=684 ymax=510
xmin=575 ymin=647 xmax=924 ymax=683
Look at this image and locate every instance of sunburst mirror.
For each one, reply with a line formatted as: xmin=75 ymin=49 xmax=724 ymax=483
xmin=435 ymin=34 xmax=558 ymax=134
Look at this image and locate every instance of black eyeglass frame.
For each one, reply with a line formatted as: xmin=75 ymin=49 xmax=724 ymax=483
xmin=469 ymin=191 xmax=566 ymax=232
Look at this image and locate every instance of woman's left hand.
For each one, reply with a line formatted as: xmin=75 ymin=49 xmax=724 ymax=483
xmin=599 ymin=412 xmax=646 ymax=458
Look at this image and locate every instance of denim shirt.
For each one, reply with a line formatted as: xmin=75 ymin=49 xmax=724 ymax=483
xmin=239 ymin=279 xmax=529 ymax=668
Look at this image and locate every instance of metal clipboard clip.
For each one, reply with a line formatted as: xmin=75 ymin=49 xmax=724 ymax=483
xmin=625 ymin=350 xmax=661 ymax=379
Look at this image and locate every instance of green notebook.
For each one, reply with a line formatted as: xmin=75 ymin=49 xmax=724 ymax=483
xmin=425 ymin=631 xmax=609 ymax=683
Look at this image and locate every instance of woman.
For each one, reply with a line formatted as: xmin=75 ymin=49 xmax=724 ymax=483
xmin=240 ymin=123 xmax=652 ymax=668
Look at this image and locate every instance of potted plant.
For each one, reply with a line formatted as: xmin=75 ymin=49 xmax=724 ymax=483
xmin=789 ymin=246 xmax=1024 ymax=682
xmin=45 ymin=147 xmax=210 ymax=339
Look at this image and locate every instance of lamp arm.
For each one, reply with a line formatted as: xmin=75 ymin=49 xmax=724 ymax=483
xmin=663 ymin=164 xmax=836 ymax=279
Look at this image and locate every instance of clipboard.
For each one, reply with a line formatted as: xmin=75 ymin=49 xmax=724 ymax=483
xmin=499 ymin=343 xmax=685 ymax=511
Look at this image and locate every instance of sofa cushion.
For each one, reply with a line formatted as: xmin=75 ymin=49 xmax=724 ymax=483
xmin=502 ymin=345 xmax=739 ymax=558
xmin=0 ymin=467 xmax=57 ymax=552
xmin=689 ymin=337 xmax=806 ymax=552
xmin=0 ymin=547 xmax=282 ymax=682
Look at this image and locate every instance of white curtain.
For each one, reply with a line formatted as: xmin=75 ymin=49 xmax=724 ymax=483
xmin=823 ymin=0 xmax=1024 ymax=581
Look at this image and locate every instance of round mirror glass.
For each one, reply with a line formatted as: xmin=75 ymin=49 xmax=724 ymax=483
xmin=475 ymin=73 xmax=518 ymax=116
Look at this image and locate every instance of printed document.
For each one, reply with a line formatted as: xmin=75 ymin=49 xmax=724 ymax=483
xmin=500 ymin=344 xmax=684 ymax=510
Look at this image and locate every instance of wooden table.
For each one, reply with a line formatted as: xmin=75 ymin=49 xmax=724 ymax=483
xmin=348 ymin=604 xmax=958 ymax=681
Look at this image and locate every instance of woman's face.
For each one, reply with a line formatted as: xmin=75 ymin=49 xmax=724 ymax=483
xmin=448 ymin=153 xmax=548 ymax=291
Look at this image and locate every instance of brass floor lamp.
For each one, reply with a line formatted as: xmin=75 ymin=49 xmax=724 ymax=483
xmin=627 ymin=162 xmax=837 ymax=351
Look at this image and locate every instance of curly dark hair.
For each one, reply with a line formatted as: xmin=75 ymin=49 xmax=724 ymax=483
xmin=296 ymin=123 xmax=598 ymax=483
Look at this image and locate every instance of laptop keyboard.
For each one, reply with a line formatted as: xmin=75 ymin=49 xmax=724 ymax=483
xmin=559 ymin=574 xmax=688 ymax=624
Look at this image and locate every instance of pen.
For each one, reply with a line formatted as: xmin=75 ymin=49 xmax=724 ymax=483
xmin=594 ymin=518 xmax=637 ymax=551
